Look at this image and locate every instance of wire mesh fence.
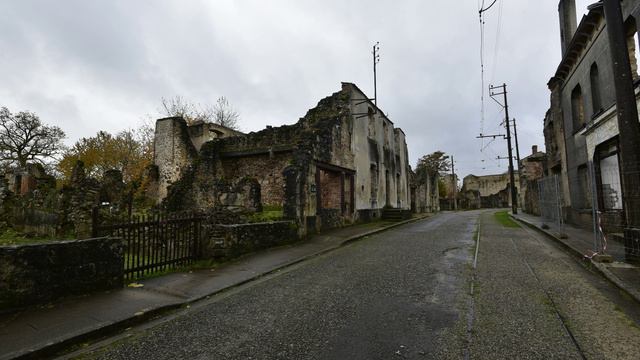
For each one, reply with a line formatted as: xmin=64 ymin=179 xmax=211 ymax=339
xmin=537 ymin=174 xmax=564 ymax=233
xmin=604 ymin=159 xmax=640 ymax=262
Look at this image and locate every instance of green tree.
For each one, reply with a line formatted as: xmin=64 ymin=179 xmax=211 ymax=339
xmin=0 ymin=107 xmax=65 ymax=168
xmin=415 ymin=151 xmax=450 ymax=184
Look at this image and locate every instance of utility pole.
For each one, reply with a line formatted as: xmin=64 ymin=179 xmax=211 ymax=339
xmin=600 ymin=0 xmax=640 ymax=255
xmin=513 ymin=118 xmax=522 ymax=210
xmin=451 ymin=156 xmax=457 ymax=210
xmin=512 ymin=118 xmax=521 ymax=168
xmin=373 ymin=42 xmax=380 ymax=107
xmin=490 ymin=83 xmax=518 ymax=214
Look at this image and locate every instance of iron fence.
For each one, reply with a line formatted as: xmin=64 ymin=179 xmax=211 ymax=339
xmin=94 ymin=211 xmax=203 ymax=280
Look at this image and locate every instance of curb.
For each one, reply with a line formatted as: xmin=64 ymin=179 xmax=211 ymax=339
xmin=510 ymin=214 xmax=640 ymax=306
xmin=11 ymin=214 xmax=433 ymax=360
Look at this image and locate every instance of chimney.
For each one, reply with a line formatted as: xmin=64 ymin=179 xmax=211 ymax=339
xmin=532 ymin=145 xmax=538 ymax=154
xmin=559 ymin=0 xmax=578 ymax=57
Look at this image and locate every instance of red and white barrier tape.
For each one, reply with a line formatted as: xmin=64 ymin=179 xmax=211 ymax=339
xmin=585 ymin=210 xmax=608 ymax=260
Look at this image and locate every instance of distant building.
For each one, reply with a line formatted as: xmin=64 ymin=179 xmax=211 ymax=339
xmin=460 ymin=172 xmax=520 ymax=209
xmin=519 ymin=145 xmax=547 ymax=216
xmin=439 ymin=173 xmax=458 ymax=210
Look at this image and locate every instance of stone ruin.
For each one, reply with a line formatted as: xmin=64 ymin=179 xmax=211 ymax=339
xmin=0 ymin=161 xmax=130 ymax=239
xmin=150 ymin=82 xmax=415 ymax=236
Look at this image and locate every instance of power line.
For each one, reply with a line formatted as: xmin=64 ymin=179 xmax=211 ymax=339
xmin=490 ymin=0 xmax=504 ymax=85
xmin=478 ymin=0 xmax=501 ymax=151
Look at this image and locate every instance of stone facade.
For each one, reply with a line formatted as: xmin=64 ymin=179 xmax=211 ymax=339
xmin=544 ymin=0 xmax=640 ymax=232
xmin=410 ymin=172 xmax=440 ymax=213
xmin=519 ymin=146 xmax=546 ymax=216
xmin=461 ymin=172 xmax=520 ymax=209
xmin=153 ymin=83 xmax=413 ymax=235
xmin=0 ymin=237 xmax=124 ymax=309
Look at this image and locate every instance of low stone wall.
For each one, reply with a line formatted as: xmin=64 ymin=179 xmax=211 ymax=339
xmin=0 ymin=237 xmax=124 ymax=310
xmin=208 ymin=221 xmax=299 ymax=258
xmin=318 ymin=209 xmax=343 ymax=230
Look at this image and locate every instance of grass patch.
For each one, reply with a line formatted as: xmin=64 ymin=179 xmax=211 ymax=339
xmin=248 ymin=210 xmax=283 ymax=223
xmin=0 ymin=228 xmax=63 ymax=246
xmin=494 ymin=211 xmax=520 ymax=228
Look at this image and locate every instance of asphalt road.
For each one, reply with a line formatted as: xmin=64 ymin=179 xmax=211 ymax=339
xmin=78 ymin=210 xmax=640 ymax=360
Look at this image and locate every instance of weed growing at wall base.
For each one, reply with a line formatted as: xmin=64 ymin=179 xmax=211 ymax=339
xmin=494 ymin=211 xmax=520 ymax=228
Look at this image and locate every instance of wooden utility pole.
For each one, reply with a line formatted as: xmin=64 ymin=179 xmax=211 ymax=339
xmin=451 ymin=156 xmax=457 ymax=210
xmin=490 ymin=84 xmax=518 ymax=214
xmin=512 ymin=118 xmax=521 ymax=169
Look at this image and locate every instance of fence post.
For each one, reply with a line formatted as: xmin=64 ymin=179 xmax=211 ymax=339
xmin=589 ymin=161 xmax=600 ymax=252
xmin=91 ymin=207 xmax=99 ymax=238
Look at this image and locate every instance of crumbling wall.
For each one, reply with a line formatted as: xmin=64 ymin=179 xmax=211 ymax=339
xmin=153 ymin=117 xmax=198 ymax=202
xmin=220 ymin=153 xmax=291 ymax=207
xmin=463 ymin=173 xmax=520 ymax=198
xmin=188 ymin=121 xmax=244 ymax=151
xmin=157 ymin=83 xmax=413 ymax=235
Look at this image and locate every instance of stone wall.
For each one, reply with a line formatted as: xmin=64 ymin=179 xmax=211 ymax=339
xmin=220 ymin=152 xmax=292 ymax=207
xmin=520 ymin=149 xmax=546 ymax=216
xmin=411 ymin=173 xmax=439 ymax=214
xmin=153 ymin=117 xmax=198 ymax=202
xmin=211 ymin=221 xmax=298 ymax=258
xmin=463 ymin=173 xmax=520 ymax=198
xmin=0 ymin=237 xmax=124 ymax=309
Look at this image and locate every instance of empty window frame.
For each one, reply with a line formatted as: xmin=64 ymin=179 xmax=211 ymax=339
xmin=590 ymin=63 xmax=602 ymax=114
xmin=571 ymin=84 xmax=585 ymax=131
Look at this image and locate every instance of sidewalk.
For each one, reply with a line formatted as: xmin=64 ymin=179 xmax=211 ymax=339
xmin=511 ymin=212 xmax=640 ymax=305
xmin=0 ymin=214 xmax=432 ymax=360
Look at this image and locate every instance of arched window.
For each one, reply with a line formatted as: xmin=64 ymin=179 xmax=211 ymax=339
xmin=590 ymin=63 xmax=602 ymax=114
xmin=571 ymin=84 xmax=585 ymax=130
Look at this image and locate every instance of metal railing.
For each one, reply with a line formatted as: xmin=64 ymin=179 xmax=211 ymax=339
xmin=94 ymin=211 xmax=202 ymax=280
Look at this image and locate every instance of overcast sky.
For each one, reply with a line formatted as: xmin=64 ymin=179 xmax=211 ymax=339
xmin=0 ymin=0 xmax=596 ymax=179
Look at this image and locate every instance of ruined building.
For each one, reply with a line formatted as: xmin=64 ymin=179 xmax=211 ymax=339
xmin=411 ymin=171 xmax=440 ymax=214
xmin=519 ymin=145 xmax=547 ymax=216
xmin=151 ymin=83 xmax=413 ymax=235
xmin=460 ymin=172 xmax=520 ymax=209
xmin=545 ymin=0 xmax=640 ymax=232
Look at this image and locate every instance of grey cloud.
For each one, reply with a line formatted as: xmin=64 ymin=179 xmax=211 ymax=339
xmin=0 ymin=0 xmax=578 ymax=178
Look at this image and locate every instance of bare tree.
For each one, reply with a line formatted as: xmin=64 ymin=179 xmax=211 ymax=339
xmin=159 ymin=96 xmax=240 ymax=130
xmin=0 ymin=107 xmax=66 ymax=168
xmin=213 ymin=96 xmax=239 ymax=130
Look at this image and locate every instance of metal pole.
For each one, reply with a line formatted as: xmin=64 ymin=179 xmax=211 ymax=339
xmin=589 ymin=162 xmax=599 ymax=251
xmin=502 ymin=84 xmax=518 ymax=214
xmin=601 ymin=0 xmax=640 ymax=229
xmin=373 ymin=42 xmax=379 ymax=107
